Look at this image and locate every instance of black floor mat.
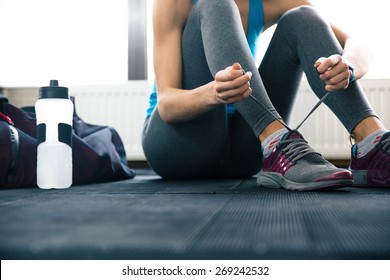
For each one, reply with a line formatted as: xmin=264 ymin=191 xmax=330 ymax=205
xmin=1 ymin=172 xmax=390 ymax=260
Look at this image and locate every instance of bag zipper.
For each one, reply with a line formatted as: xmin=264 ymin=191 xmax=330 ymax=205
xmin=0 ymin=111 xmax=15 ymax=126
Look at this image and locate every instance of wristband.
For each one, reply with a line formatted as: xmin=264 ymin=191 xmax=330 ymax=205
xmin=344 ymin=59 xmax=356 ymax=83
xmin=348 ymin=64 xmax=356 ymax=83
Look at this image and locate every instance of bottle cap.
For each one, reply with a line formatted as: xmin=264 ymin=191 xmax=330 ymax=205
xmin=39 ymin=80 xmax=69 ymax=99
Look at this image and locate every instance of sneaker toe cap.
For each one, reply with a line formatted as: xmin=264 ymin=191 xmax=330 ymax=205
xmin=314 ymin=169 xmax=353 ymax=182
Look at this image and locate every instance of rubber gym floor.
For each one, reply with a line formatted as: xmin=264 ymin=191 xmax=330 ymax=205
xmin=1 ymin=168 xmax=389 ymax=260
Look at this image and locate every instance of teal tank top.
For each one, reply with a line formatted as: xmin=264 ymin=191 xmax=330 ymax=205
xmin=146 ymin=0 xmax=264 ymax=118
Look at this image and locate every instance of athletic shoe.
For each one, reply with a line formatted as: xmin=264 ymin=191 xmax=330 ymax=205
xmin=257 ymin=130 xmax=353 ymax=191
xmin=349 ymin=131 xmax=390 ymax=186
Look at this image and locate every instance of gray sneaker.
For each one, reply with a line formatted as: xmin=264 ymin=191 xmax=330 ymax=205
xmin=257 ymin=130 xmax=353 ymax=191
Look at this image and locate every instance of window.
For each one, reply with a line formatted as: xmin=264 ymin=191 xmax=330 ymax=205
xmin=0 ymin=0 xmax=389 ymax=88
xmin=0 ymin=0 xmax=128 ymax=87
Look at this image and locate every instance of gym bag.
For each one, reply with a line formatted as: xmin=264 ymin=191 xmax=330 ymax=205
xmin=0 ymin=94 xmax=135 ymax=188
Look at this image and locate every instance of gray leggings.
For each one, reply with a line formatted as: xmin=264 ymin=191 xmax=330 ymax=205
xmin=142 ymin=0 xmax=376 ymax=179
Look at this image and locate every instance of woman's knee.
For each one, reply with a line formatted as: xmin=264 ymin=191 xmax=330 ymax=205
xmin=278 ymin=5 xmax=324 ymax=30
xmin=196 ymin=0 xmax=238 ymax=17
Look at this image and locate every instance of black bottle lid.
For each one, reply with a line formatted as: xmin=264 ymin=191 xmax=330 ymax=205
xmin=39 ymin=80 xmax=69 ymax=99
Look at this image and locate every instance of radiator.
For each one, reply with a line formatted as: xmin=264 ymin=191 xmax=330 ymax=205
xmin=69 ymin=81 xmax=151 ymax=160
xmin=4 ymin=79 xmax=390 ymax=160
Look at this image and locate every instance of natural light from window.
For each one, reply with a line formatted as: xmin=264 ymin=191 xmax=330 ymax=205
xmin=0 ymin=0 xmax=128 ymax=87
xmin=0 ymin=0 xmax=389 ymax=87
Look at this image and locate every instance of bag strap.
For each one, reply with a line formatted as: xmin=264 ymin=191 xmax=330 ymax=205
xmin=0 ymin=92 xmax=12 ymax=123
xmin=0 ymin=93 xmax=19 ymax=185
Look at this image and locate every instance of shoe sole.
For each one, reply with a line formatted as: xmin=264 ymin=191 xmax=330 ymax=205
xmin=257 ymin=171 xmax=353 ymax=191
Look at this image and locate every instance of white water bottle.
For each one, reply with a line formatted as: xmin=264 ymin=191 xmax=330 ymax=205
xmin=36 ymin=80 xmax=73 ymax=189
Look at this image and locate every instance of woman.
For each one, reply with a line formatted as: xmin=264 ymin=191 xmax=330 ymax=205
xmin=142 ymin=0 xmax=390 ymax=190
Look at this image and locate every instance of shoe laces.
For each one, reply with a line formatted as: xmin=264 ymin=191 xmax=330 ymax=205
xmin=249 ymin=91 xmax=331 ymax=132
xmin=279 ymin=135 xmax=320 ymax=164
xmin=249 ymin=91 xmax=331 ymax=163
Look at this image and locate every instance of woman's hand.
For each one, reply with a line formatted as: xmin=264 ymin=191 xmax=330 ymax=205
xmin=314 ymin=54 xmax=353 ymax=92
xmin=214 ymin=63 xmax=252 ymax=104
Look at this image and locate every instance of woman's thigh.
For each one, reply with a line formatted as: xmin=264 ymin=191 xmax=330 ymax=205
xmin=142 ymin=109 xmax=262 ymax=179
xmin=142 ymin=106 xmax=230 ymax=179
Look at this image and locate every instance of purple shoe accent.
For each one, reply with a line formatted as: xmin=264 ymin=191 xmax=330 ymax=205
xmin=349 ymin=132 xmax=390 ymax=186
xmin=262 ymin=152 xmax=293 ymax=175
xmin=314 ymin=170 xmax=353 ymax=182
xmin=262 ymin=131 xmax=307 ymax=174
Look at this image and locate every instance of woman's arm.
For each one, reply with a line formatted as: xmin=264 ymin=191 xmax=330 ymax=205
xmin=153 ymin=0 xmax=251 ymax=123
xmin=153 ymin=0 xmax=204 ymax=123
xmin=322 ymin=24 xmax=373 ymax=79
xmin=314 ymin=23 xmax=373 ymax=91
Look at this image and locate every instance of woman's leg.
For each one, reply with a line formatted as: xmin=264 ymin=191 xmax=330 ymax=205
xmin=259 ymin=6 xmax=390 ymax=186
xmin=259 ymin=5 xmax=377 ymax=132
